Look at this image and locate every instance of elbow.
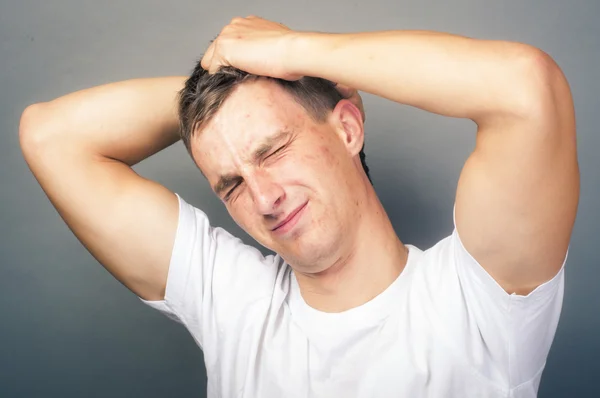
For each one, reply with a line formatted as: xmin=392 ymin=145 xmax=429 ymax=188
xmin=20 ymin=103 xmax=45 ymax=150
xmin=511 ymin=46 xmax=570 ymax=119
xmin=19 ymin=102 xmax=56 ymax=154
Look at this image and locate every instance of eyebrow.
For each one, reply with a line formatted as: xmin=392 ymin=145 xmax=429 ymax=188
xmin=213 ymin=130 xmax=291 ymax=197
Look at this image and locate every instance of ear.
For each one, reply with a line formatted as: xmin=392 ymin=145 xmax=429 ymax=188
xmin=330 ymin=99 xmax=365 ymax=157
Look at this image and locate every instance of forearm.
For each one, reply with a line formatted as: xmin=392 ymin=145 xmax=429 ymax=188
xmin=21 ymin=76 xmax=186 ymax=166
xmin=288 ymin=31 xmax=547 ymax=123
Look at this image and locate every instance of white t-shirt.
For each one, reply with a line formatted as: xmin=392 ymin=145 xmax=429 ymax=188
xmin=140 ymin=194 xmax=567 ymax=398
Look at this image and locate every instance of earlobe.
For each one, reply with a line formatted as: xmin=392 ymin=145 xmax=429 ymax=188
xmin=333 ymin=99 xmax=365 ymax=157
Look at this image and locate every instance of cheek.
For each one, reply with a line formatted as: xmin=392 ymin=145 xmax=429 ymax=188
xmin=306 ymin=143 xmax=345 ymax=179
xmin=277 ymin=143 xmax=343 ymax=189
xmin=227 ymin=201 xmax=254 ymax=230
xmin=278 ymin=152 xmax=322 ymax=184
xmin=317 ymin=145 xmax=339 ymax=167
xmin=298 ymin=134 xmax=339 ymax=169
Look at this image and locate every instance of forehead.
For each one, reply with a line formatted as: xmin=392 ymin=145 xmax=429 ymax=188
xmin=191 ymin=79 xmax=313 ymax=177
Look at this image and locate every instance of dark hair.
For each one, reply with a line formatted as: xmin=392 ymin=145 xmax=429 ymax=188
xmin=178 ymin=64 xmax=371 ymax=184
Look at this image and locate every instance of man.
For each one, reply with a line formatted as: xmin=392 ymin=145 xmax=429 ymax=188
xmin=19 ymin=15 xmax=579 ymax=398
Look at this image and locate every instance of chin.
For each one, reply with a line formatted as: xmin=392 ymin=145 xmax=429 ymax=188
xmin=279 ymin=235 xmax=340 ymax=271
xmin=264 ymin=211 xmax=343 ymax=267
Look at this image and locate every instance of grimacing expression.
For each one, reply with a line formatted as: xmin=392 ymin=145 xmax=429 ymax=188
xmin=191 ymin=79 xmax=366 ymax=271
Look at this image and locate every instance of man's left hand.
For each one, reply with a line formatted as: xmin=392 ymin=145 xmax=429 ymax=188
xmin=201 ymin=15 xmax=301 ymax=80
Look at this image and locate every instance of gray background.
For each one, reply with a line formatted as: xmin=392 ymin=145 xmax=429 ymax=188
xmin=1 ymin=0 xmax=598 ymax=397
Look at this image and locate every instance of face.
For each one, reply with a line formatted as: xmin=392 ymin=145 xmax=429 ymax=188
xmin=191 ymin=79 xmax=366 ymax=272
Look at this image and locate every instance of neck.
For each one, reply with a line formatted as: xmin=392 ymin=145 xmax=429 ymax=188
xmin=293 ymin=184 xmax=408 ymax=313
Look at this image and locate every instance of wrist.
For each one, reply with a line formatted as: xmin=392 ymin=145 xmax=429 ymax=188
xmin=283 ymin=31 xmax=329 ymax=79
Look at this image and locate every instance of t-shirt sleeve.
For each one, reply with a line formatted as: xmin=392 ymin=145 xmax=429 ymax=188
xmin=417 ymin=204 xmax=568 ymax=390
xmin=138 ymin=193 xmax=280 ymax=349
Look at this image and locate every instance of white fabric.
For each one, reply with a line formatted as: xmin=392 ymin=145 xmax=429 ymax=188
xmin=140 ymin=194 xmax=567 ymax=398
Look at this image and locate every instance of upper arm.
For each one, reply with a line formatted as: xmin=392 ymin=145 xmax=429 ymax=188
xmin=455 ymin=49 xmax=580 ymax=295
xmin=20 ymin=106 xmax=178 ymax=301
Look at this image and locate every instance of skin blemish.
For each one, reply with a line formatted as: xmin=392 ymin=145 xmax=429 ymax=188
xmin=192 ymin=78 xmax=372 ymax=273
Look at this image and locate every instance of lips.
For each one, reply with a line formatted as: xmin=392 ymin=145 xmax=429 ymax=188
xmin=272 ymin=202 xmax=308 ymax=231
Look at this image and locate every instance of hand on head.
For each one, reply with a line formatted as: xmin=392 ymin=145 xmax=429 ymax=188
xmin=202 ymin=15 xmax=366 ymax=124
xmin=201 ymin=15 xmax=300 ymax=80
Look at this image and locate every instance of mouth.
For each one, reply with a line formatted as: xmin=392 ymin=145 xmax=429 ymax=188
xmin=272 ymin=201 xmax=308 ymax=234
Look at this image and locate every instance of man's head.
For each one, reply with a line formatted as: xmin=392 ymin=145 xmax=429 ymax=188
xmin=178 ymin=64 xmax=373 ymax=271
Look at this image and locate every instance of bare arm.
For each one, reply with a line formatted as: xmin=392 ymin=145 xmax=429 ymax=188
xmin=19 ymin=76 xmax=188 ymax=300
xmin=285 ymin=30 xmax=577 ymax=294
xmin=204 ymin=17 xmax=579 ymax=294
xmin=200 ymin=19 xmax=576 ymax=294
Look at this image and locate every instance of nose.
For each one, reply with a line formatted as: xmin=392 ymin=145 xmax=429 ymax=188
xmin=247 ymin=171 xmax=285 ymax=215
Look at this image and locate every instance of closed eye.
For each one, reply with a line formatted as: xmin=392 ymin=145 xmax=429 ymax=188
xmin=224 ymin=180 xmax=242 ymax=201
xmin=267 ymin=145 xmax=286 ymax=159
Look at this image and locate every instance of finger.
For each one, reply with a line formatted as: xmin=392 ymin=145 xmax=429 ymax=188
xmin=349 ymin=92 xmax=366 ymax=123
xmin=201 ymin=40 xmax=216 ymax=71
xmin=351 ymin=97 xmax=366 ymax=124
xmin=334 ymin=83 xmax=355 ymax=98
xmin=354 ymin=92 xmax=366 ymax=123
xmin=208 ymin=58 xmax=222 ymax=74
